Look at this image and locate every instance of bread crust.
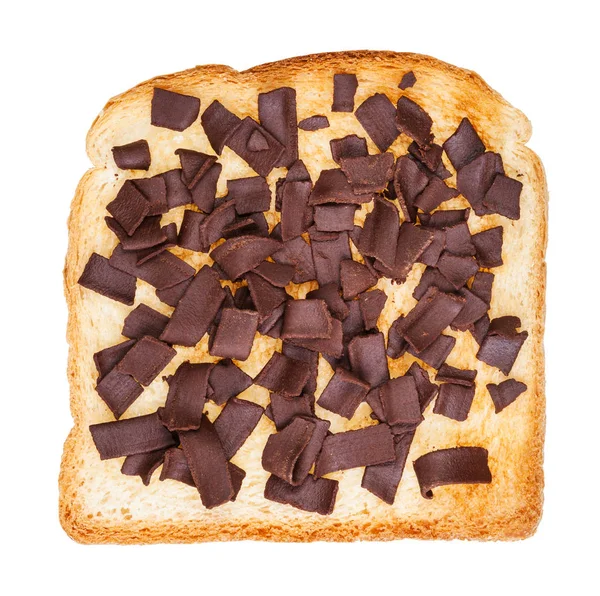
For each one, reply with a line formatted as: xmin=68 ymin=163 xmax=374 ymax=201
xmin=60 ymin=51 xmax=547 ymax=543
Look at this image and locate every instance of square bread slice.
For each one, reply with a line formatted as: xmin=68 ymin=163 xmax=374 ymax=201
xmin=60 ymin=51 xmax=546 ymax=543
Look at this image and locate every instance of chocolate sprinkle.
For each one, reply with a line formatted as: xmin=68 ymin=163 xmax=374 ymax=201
xmin=386 ymin=316 xmax=407 ymax=359
xmin=433 ymin=383 xmax=476 ymax=421
xmin=90 ymin=412 xmax=176 ymax=460
xmin=318 ymin=367 xmax=370 ymax=419
xmin=117 ymin=335 xmax=176 ymax=386
xmin=95 ymin=368 xmax=144 ymax=419
xmin=208 ymin=359 xmax=253 ymax=406
xmin=340 ymin=259 xmax=377 ymax=300
xmin=151 ymin=88 xmax=200 ymax=131
xmin=198 ymin=200 xmax=237 ymax=250
xmin=355 ymin=93 xmax=399 ymax=152
xmin=78 ymin=253 xmax=137 ymax=305
xmin=487 ymin=379 xmax=527 ymax=413
xmin=121 ymin=449 xmax=165 ymax=485
xmin=396 ymin=96 xmax=434 ymax=148
xmin=214 ymin=397 xmax=264 ymax=459
xmin=210 ymin=308 xmax=259 ymax=361
xmin=456 ymin=152 xmax=504 ymax=216
xmin=348 ymin=332 xmax=389 ymax=387
xmin=264 ymin=474 xmax=338 ymax=515
xmin=359 ymin=289 xmax=386 ymax=330
xmin=269 ymin=392 xmax=315 ymax=430
xmin=472 ymin=226 xmax=504 ymax=268
xmin=483 ymin=174 xmax=523 ymax=220
xmin=200 ymin=100 xmax=242 ymax=154
xmin=470 ymin=314 xmax=491 ymax=345
xmin=258 ymin=87 xmax=298 ymax=168
xmin=211 ymin=235 xmax=282 ymax=280
xmin=330 ymin=134 xmax=369 ymax=164
xmin=176 ymin=149 xmax=217 ymax=190
xmin=298 ymin=115 xmax=330 ymax=130
xmin=93 ymin=339 xmax=136 ymax=381
xmin=112 ymin=139 xmax=151 ymax=170
xmin=442 ymin=118 xmax=486 ymax=171
xmin=255 ymin=352 xmax=312 ymax=398
xmin=332 ymin=73 xmax=358 ymax=112
xmin=398 ymin=71 xmax=417 ymax=89
xmin=413 ymin=447 xmax=492 ymax=499
xmin=380 ymin=376 xmax=423 ymax=425
xmin=281 ymin=343 xmax=318 ymax=395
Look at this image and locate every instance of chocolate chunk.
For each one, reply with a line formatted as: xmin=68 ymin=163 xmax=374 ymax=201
xmin=359 ymin=289 xmax=386 ymax=330
xmin=348 ymin=332 xmax=389 ymax=387
xmin=226 ymin=117 xmax=285 ymax=177
xmin=413 ymin=447 xmax=492 ymax=499
xmin=282 ymin=343 xmax=318 ymax=395
xmin=90 ymin=412 xmax=176 ymax=460
xmin=155 ymin=277 xmax=192 ymax=307
xmin=122 ymin=304 xmax=169 ymax=340
xmin=109 ymin=244 xmax=194 ymax=290
xmin=380 ymin=376 xmax=423 ymax=425
xmin=310 ymin=230 xmax=351 ymax=287
xmin=340 ymin=153 xmax=395 ymax=194
xmin=436 ymin=364 xmax=477 ymax=386
xmin=306 ymin=284 xmax=349 ymax=321
xmin=264 ymin=474 xmax=338 ymax=515
xmin=386 ymin=316 xmax=407 ymax=359
xmin=451 ymin=288 xmax=489 ymax=331
xmin=175 ymin=149 xmax=217 ymax=190
xmin=477 ymin=317 xmax=528 ymax=375
xmin=160 ymin=447 xmax=195 ymax=486
xmin=340 ymin=260 xmax=377 ymax=300
xmin=309 ymin=169 xmax=371 ymax=206
xmin=208 ymin=359 xmax=253 ymax=405
xmin=160 ymin=266 xmax=226 ymax=346
xmin=396 ymin=96 xmax=434 ymax=147
xmin=470 ymin=314 xmax=491 ymax=345
xmin=159 ymin=362 xmax=212 ymax=431
xmin=211 ymin=235 xmax=282 ymax=280
xmin=258 ymin=87 xmax=298 ymax=168
xmin=318 ymin=367 xmax=370 ymax=419
xmin=281 ymin=180 xmax=313 ymax=241
xmin=472 ymin=226 xmax=503 ymax=268
xmin=257 ymin=303 xmax=286 ymax=339
xmin=357 ymin=197 xmax=400 ymax=269
xmin=470 ymin=271 xmax=494 ymax=305
xmin=121 ymin=449 xmax=165 ymax=485
xmin=106 ymin=215 xmax=166 ymax=252
xmin=487 ymin=379 xmax=527 ymax=413
xmin=95 ymin=367 xmax=144 ymax=419
xmin=209 ymin=308 xmax=258 ymax=361
xmin=456 ymin=152 xmax=504 ymax=215
xmin=282 ymin=299 xmax=333 ymax=340
xmin=214 ymin=397 xmax=264 ymax=459
xmin=443 ymin=118 xmax=485 ymax=171
xmin=112 ymin=139 xmax=151 ymax=170
xmin=246 ymin=272 xmax=287 ymax=321
xmin=330 ymin=134 xmax=369 ymax=164
xmin=298 ymin=115 xmax=330 ymax=130
xmin=315 ymin=424 xmax=395 ymax=477
xmin=314 ymin=204 xmax=356 ymax=232
xmin=201 ymin=100 xmax=242 ymax=154
xmin=227 ymin=176 xmax=271 ymax=215
xmin=255 ymin=352 xmax=312 ymax=398
xmin=263 ymin=417 xmax=330 ymax=485
xmin=78 ymin=253 xmax=137 ymax=305
xmin=251 ymin=261 xmax=294 ymax=288
xmin=362 ymin=430 xmax=414 ymax=504
xmin=180 ymin=416 xmax=234 ymax=508
xmin=332 ymin=73 xmax=358 ymax=112
xmin=94 ymin=339 xmax=136 ymax=381
xmin=417 ymin=228 xmax=445 ymax=267
xmin=286 ymin=317 xmax=344 ymax=358
xmin=162 ymin=169 xmax=192 ymax=208
xmin=407 ymin=362 xmax=438 ymax=412
xmin=393 ymin=155 xmax=430 ymax=222
xmin=414 ymin=177 xmax=459 ymax=213
xmin=269 ymin=392 xmax=315 ymax=430
xmin=402 ymin=287 xmax=465 ymax=352
xmin=483 ymin=174 xmax=523 ymax=220
xmin=177 ymin=210 xmax=206 ymax=251
xmin=132 ymin=175 xmax=168 ymax=215
xmin=151 ymin=88 xmax=200 ymax=131
xmin=436 ymin=252 xmax=478 ymax=289
xmin=116 ymin=336 xmax=176 ymax=386
xmin=444 ymin=222 xmax=475 ymax=256
xmin=355 ymin=93 xmax=399 ymax=152
xmin=380 ymin=223 xmax=434 ymax=282
xmin=106 ymin=181 xmax=150 ymax=236
xmin=399 ymin=71 xmax=417 ymax=89
xmin=433 ymin=383 xmax=476 ymax=421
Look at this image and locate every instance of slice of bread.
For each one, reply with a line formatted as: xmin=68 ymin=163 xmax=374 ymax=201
xmin=60 ymin=51 xmax=547 ymax=543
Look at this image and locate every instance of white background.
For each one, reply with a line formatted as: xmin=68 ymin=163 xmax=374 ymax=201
xmin=3 ymin=1 xmax=598 ymax=594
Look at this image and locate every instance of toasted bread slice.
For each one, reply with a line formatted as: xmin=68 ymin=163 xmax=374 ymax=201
xmin=60 ymin=51 xmax=546 ymax=543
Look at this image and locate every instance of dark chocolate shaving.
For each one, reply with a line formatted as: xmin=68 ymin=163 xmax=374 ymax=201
xmin=420 ymin=209 xmax=470 ymax=228
xmin=298 ymin=116 xmax=330 ymax=130
xmin=281 ymin=180 xmax=313 ymax=241
xmin=257 ymin=303 xmax=285 ymax=339
xmin=264 ymin=474 xmax=338 ymax=515
xmin=413 ymin=447 xmax=492 ymax=499
xmin=444 ymin=222 xmax=475 ymax=256
xmin=117 ymin=335 xmax=176 ymax=386
xmin=282 ymin=343 xmax=318 ymax=395
xmin=393 ymin=155 xmax=430 ymax=222
xmin=355 ymin=93 xmax=399 ymax=152
xmin=380 ymin=223 xmax=434 ymax=282
xmin=272 ymin=234 xmax=316 ymax=284
xmin=135 ymin=223 xmax=178 ymax=265
xmin=470 ymin=271 xmax=494 ymax=305
xmin=310 ymin=230 xmax=351 ymax=287
xmin=487 ymin=379 xmax=527 ymax=413
xmin=254 ymin=352 xmax=312 ymax=398
xmin=442 ymin=118 xmax=485 ymax=171
xmin=122 ymin=304 xmax=169 ymax=340
xmin=451 ymin=288 xmax=489 ymax=331
xmin=227 ymin=176 xmax=271 ymax=215
xmin=201 ymin=100 xmax=242 ymax=154
xmin=151 ymin=88 xmax=200 ymax=131
xmin=155 ymin=277 xmax=192 ymax=307
xmin=396 ymin=96 xmax=433 ymax=147
xmin=433 ymin=383 xmax=476 ymax=421
xmin=435 ymin=364 xmax=477 ymax=386
xmin=78 ymin=253 xmax=137 ymax=305
xmin=162 ymin=169 xmax=192 ymax=208
xmin=306 ymin=283 xmax=349 ymax=321
xmin=436 ymin=252 xmax=478 ymax=289
xmin=380 ymin=376 xmax=423 ymax=425
xmin=398 ymin=71 xmax=417 ymax=89
xmin=286 ymin=317 xmax=344 ymax=358
xmin=407 ymin=362 xmax=439 ymax=412
xmin=208 ymin=359 xmax=253 ymax=406
xmin=132 ymin=175 xmax=168 ymax=215
xmin=409 ymin=334 xmax=456 ymax=369
xmin=160 ymin=447 xmax=195 ymax=486
xmin=106 ymin=181 xmax=150 ymax=236
xmin=340 ymin=153 xmax=395 ymax=194
xmin=470 ymin=314 xmax=491 ymax=345
xmin=472 ymin=226 xmax=503 ymax=268
xmin=269 ymin=392 xmax=315 ymax=430
xmin=121 ymin=449 xmax=165 ymax=485
xmin=282 ymin=299 xmax=333 ymax=340
xmin=210 ymin=308 xmax=258 ymax=361
xmin=357 ymin=197 xmax=400 ymax=269
xmin=483 ymin=174 xmax=523 ymax=220
xmin=359 ymin=289 xmax=386 ymax=330
xmin=348 ymin=332 xmax=389 ymax=387
xmin=176 ymin=149 xmax=217 ymax=190
xmin=408 ymin=142 xmax=450 ymax=179
xmin=314 ymin=204 xmax=356 ymax=232
xmin=332 ymin=73 xmax=358 ymax=112
xmin=340 ymin=259 xmax=377 ymax=300
xmin=330 ymin=134 xmax=369 ymax=164
xmin=477 ymin=317 xmax=528 ymax=375
xmin=258 ymin=87 xmax=298 ymax=168
xmin=417 ymin=228 xmax=445 ymax=267
xmin=214 ymin=397 xmax=264 ymax=459
xmin=94 ymin=339 xmax=136 ymax=381
xmin=211 ymin=235 xmax=282 ymax=280
xmin=318 ymin=367 xmax=370 ymax=419
xmin=106 ymin=215 xmax=167 ymax=252
xmin=252 ymin=261 xmax=294 ymax=288
xmin=95 ymin=368 xmax=144 ymax=419
xmin=456 ymin=152 xmax=504 ymax=215
xmin=309 ymin=169 xmax=372 ymax=206
xmin=414 ymin=177 xmax=459 ymax=213
xmin=112 ymin=140 xmax=151 ymax=170
xmin=246 ymin=272 xmax=287 ymax=321
xmin=178 ymin=210 xmax=206 ymax=251
xmin=386 ymin=316 xmax=407 ymax=359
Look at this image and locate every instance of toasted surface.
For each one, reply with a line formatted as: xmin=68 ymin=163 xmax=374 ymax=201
xmin=60 ymin=50 xmax=546 ymax=543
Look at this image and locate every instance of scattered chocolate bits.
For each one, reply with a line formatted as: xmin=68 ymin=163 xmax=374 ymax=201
xmin=201 ymin=100 xmax=242 ymax=154
xmin=394 ymin=155 xmax=430 ymax=222
xmin=472 ymin=226 xmax=504 ymax=268
xmin=359 ymin=289 xmax=386 ymax=330
xmin=210 ymin=308 xmax=258 ymax=361
xmin=330 ymin=134 xmax=368 ymax=164
xmin=414 ymin=177 xmax=459 ymax=213
xmin=318 ymin=367 xmax=370 ymax=419
xmin=309 ymin=168 xmax=371 ymax=206
xmin=78 ymin=253 xmax=137 ymax=305
xmin=122 ymin=304 xmax=169 ymax=340
xmin=483 ymin=174 xmax=523 ymax=220
xmin=106 ymin=181 xmax=150 ymax=236
xmin=117 ymin=335 xmax=176 ymax=386
xmin=151 ymin=88 xmax=200 ymax=131
xmin=246 ymin=272 xmax=287 ymax=321
xmin=96 ymin=368 xmax=144 ymax=419
xmin=357 ymin=197 xmax=400 ymax=269
xmin=93 ymin=339 xmax=136 ymax=381
xmin=380 ymin=376 xmax=423 ymax=425
xmin=298 ymin=115 xmax=330 ymax=130
xmin=269 ymin=392 xmax=315 ymax=430
xmin=477 ymin=316 xmax=528 ymax=374
xmin=348 ymin=332 xmax=389 ymax=387
xmin=355 ymin=93 xmax=399 ymax=152
xmin=456 ymin=152 xmax=504 ymax=216
xmin=112 ymin=139 xmax=151 ymax=170
xmin=255 ymin=352 xmax=312 ymax=398
xmin=487 ymin=379 xmax=527 ymax=413
xmin=282 ymin=299 xmax=333 ymax=340
xmin=433 ymin=383 xmax=476 ymax=421
xmin=398 ymin=71 xmax=417 ymax=89
xmin=208 ymin=359 xmax=253 ymax=406
xmin=258 ymin=87 xmax=298 ymax=168
xmin=211 ymin=235 xmax=282 ymax=280
xmin=396 ymin=96 xmax=434 ymax=148
xmin=121 ymin=449 xmax=165 ymax=486
xmin=332 ymin=73 xmax=358 ymax=112
xmin=264 ymin=474 xmax=338 ymax=515
xmin=340 ymin=259 xmax=377 ymax=300
xmin=340 ymin=153 xmax=395 ymax=194
xmin=442 ymin=118 xmax=486 ymax=171
xmin=214 ymin=397 xmax=264 ymax=459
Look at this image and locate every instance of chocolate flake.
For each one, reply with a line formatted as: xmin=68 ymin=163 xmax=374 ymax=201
xmin=381 ymin=223 xmax=434 ymax=282
xmin=332 ymin=73 xmax=358 ymax=112
xmin=286 ymin=317 xmax=344 ymax=358
xmin=393 ymin=155 xmax=430 ymax=222
xmin=252 ymin=261 xmax=294 ymax=288
xmin=197 ymin=200 xmax=236 ymax=251
xmin=340 ymin=153 xmax=395 ymax=194
xmin=456 ymin=152 xmax=504 ymax=215
xmin=483 ymin=174 xmax=523 ymax=220
xmin=399 ymin=71 xmax=417 ymax=89
xmin=246 ymin=272 xmax=287 ymax=321
xmin=155 ymin=277 xmax=192 ymax=307
xmin=340 ymin=259 xmax=377 ymax=300
xmin=433 ymin=383 xmax=476 ymax=421
xmin=359 ymin=289 xmax=386 ymax=330
xmin=487 ymin=379 xmax=527 ymax=413
xmin=314 ymin=204 xmax=356 ymax=232
xmin=472 ymin=226 xmax=503 ymax=268
xmin=201 ymin=100 xmax=242 ymax=154
xmin=191 ymin=163 xmax=221 ymax=213
xmin=357 ymin=197 xmax=400 ymax=269
xmin=444 ymin=222 xmax=475 ymax=256
xmin=396 ymin=96 xmax=434 ymax=147
xmin=255 ymin=352 xmax=312 ymax=398
xmin=436 ymin=364 xmax=477 ymax=386
xmin=380 ymin=376 xmax=423 ymax=425
xmin=282 ymin=299 xmax=333 ymax=340
xmin=417 ymin=228 xmax=445 ymax=267
xmin=112 ymin=139 xmax=151 ymax=170
xmin=477 ymin=317 xmax=528 ymax=375
xmin=210 ymin=308 xmax=258 ymax=361
xmin=269 ymin=392 xmax=315 ymax=430
xmin=136 ymin=222 xmax=178 ymax=265
xmin=386 ymin=316 xmax=407 ymax=359
xmin=306 ymin=283 xmax=349 ymax=321
xmin=78 ymin=253 xmax=137 ymax=305
xmin=258 ymin=87 xmax=298 ymax=168
xmin=264 ymin=474 xmax=338 ymax=515
xmin=96 ymin=367 xmax=144 ymax=419
xmin=106 ymin=215 xmax=167 ymax=252
xmin=348 ymin=332 xmax=389 ymax=387
xmin=162 ymin=169 xmax=192 ymax=208
xmin=214 ymin=397 xmax=264 ymax=459
xmin=178 ymin=210 xmax=206 ymax=251
xmin=94 ymin=339 xmax=136 ymax=381
xmin=451 ymin=288 xmax=489 ymax=331
xmin=408 ymin=142 xmax=450 ymax=178
xmin=413 ymin=447 xmax=492 ymax=499
xmin=151 ymin=88 xmax=200 ymax=131
xmin=330 ymin=134 xmax=368 ymax=164
xmin=208 ymin=359 xmax=253 ymax=405
xmin=227 ymin=176 xmax=271 ymax=215
xmin=211 ymin=235 xmax=282 ymax=280
xmin=436 ymin=252 xmax=479 ymax=289
xmin=407 ymin=362 xmax=439 ymax=412
xmin=315 ymin=424 xmax=395 ymax=476
xmin=160 ymin=362 xmax=213 ymax=431
xmin=257 ymin=303 xmax=285 ymax=339
xmin=414 ymin=177 xmax=459 ymax=213
xmin=117 ymin=335 xmax=176 ymax=386
xmin=470 ymin=314 xmax=491 ymax=345
xmin=298 ymin=115 xmax=330 ymax=131
xmin=470 ymin=271 xmax=494 ymax=305
xmin=409 ymin=334 xmax=456 ymax=369
xmin=132 ymin=175 xmax=168 ymax=215
xmin=420 ymin=208 xmax=470 ymax=228
xmin=318 ymin=367 xmax=370 ymax=419
xmin=160 ymin=266 xmax=226 ymax=346
xmin=122 ymin=304 xmax=169 ymax=340
xmin=121 ymin=449 xmax=165 ymax=485
xmin=175 ymin=149 xmax=217 ymax=190
xmin=355 ymin=93 xmax=399 ymax=152
xmin=90 ymin=412 xmax=176 ymax=460
xmin=160 ymin=447 xmax=194 ymax=486
xmin=442 ymin=118 xmax=486 ymax=171
xmin=310 ymin=230 xmax=351 ymax=287
xmin=282 ymin=343 xmax=318 ymax=395
xmin=309 ymin=169 xmax=372 ymax=206
xmin=281 ymin=180 xmax=313 ymax=240
xmin=106 ymin=181 xmax=150 ymax=236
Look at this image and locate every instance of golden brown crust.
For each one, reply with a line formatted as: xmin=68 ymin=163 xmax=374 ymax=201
xmin=60 ymin=51 xmax=546 ymax=543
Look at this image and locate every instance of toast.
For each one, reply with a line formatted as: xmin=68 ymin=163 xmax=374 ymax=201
xmin=60 ymin=50 xmax=547 ymax=543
